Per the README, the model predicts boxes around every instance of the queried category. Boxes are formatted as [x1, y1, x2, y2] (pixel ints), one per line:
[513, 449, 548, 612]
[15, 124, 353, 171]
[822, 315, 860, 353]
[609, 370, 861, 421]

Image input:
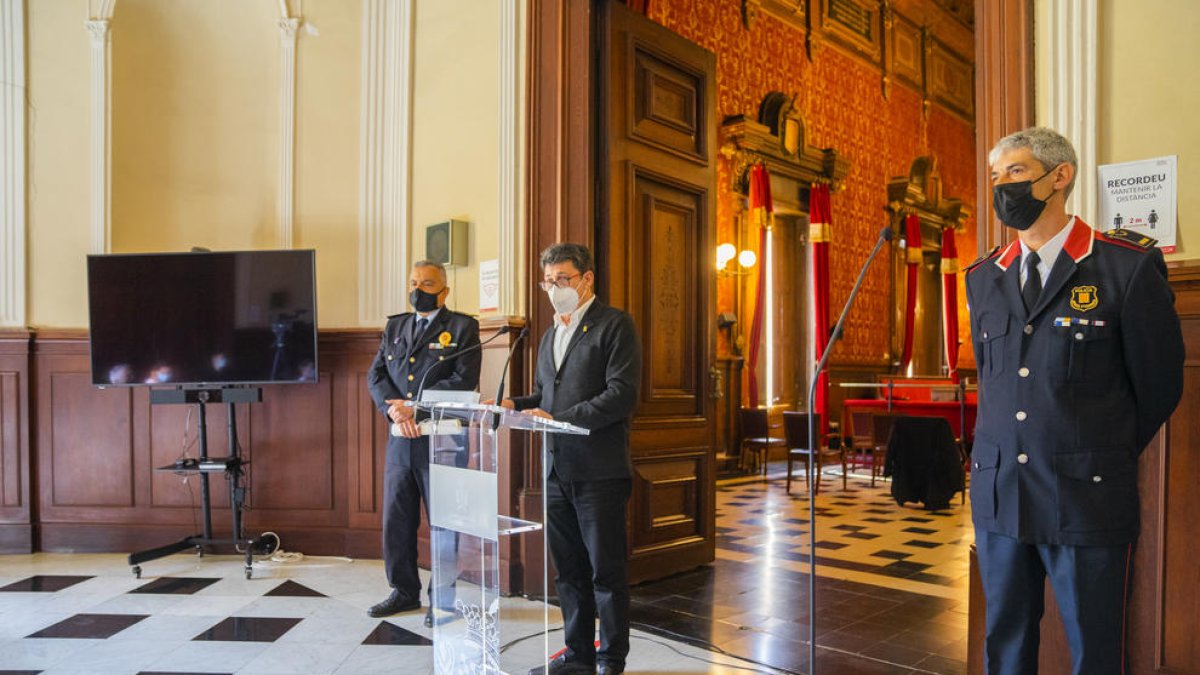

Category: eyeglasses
[538, 274, 580, 292]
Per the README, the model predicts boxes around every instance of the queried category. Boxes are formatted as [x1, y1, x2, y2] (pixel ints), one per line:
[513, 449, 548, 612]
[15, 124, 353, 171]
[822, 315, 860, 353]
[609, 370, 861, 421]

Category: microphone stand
[805, 226, 893, 673]
[414, 325, 510, 405]
[491, 325, 529, 429]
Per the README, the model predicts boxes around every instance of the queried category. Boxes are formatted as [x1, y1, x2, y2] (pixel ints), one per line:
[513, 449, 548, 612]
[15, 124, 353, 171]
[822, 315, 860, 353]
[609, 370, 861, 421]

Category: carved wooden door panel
[598, 2, 717, 584]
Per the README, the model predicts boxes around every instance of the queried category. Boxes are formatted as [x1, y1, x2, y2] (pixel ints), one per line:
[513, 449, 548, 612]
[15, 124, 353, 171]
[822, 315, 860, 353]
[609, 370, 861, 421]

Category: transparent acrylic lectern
[406, 401, 588, 675]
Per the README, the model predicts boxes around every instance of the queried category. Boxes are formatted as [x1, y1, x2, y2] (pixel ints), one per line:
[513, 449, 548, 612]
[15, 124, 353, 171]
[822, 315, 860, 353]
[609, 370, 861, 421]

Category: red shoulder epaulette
[1097, 228, 1157, 253]
[964, 246, 1001, 274]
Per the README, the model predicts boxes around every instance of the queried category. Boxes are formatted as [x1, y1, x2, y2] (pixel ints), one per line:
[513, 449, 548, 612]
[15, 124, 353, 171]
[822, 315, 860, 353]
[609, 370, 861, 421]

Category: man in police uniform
[366, 260, 481, 624]
[967, 127, 1183, 674]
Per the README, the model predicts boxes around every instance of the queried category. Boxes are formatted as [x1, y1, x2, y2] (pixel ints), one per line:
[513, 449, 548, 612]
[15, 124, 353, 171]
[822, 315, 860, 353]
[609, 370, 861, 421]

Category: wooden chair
[738, 408, 786, 476]
[844, 408, 889, 487]
[869, 413, 899, 486]
[783, 412, 845, 494]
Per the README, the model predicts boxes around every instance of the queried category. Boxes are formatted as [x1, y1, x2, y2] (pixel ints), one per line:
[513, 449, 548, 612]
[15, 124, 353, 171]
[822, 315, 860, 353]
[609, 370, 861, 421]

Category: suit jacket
[512, 300, 642, 482]
[965, 218, 1183, 546]
[367, 308, 481, 468]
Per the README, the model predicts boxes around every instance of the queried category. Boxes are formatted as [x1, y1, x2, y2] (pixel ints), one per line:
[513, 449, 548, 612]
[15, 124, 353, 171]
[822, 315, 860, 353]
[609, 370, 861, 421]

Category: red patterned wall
[646, 0, 977, 371]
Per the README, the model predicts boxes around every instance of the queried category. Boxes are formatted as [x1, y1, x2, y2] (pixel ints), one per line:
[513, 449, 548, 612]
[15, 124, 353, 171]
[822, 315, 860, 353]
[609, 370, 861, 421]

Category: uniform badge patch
[438, 331, 453, 347]
[1070, 286, 1099, 312]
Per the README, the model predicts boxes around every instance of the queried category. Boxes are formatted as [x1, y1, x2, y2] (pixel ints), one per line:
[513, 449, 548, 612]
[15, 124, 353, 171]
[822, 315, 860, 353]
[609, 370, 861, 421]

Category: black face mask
[409, 288, 441, 312]
[992, 168, 1056, 231]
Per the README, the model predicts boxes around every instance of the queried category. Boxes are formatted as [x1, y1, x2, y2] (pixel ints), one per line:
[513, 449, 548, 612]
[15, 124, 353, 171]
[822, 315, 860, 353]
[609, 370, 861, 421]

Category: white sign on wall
[479, 259, 500, 313]
[1097, 155, 1177, 253]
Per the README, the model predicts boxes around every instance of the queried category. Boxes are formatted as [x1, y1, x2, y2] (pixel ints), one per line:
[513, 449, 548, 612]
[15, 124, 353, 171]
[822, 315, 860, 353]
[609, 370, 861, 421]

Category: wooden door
[598, 2, 717, 584]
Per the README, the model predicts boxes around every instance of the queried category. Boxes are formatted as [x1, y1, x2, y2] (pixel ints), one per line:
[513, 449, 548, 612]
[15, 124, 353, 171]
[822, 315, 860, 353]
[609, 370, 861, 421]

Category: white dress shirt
[1020, 215, 1076, 289]
[553, 295, 596, 370]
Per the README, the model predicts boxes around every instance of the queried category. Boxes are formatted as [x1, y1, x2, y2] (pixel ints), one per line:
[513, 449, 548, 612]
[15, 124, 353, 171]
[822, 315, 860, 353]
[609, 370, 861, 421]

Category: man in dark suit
[967, 127, 1184, 674]
[500, 243, 641, 675]
[366, 260, 481, 625]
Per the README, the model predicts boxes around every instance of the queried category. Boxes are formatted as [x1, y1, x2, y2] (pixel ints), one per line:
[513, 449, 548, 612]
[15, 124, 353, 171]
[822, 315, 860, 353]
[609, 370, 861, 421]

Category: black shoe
[527, 653, 595, 675]
[597, 662, 624, 675]
[366, 590, 420, 617]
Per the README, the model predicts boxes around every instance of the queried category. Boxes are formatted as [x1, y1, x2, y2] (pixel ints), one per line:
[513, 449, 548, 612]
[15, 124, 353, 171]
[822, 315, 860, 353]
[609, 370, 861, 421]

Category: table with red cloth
[842, 398, 977, 445]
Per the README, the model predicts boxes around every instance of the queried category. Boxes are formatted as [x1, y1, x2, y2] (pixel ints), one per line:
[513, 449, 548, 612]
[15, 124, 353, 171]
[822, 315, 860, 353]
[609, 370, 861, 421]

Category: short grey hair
[539, 243, 594, 274]
[989, 127, 1079, 197]
[411, 259, 448, 283]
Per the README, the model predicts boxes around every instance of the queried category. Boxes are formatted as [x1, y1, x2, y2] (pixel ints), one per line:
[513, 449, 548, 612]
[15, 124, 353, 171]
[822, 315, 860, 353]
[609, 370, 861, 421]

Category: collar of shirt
[1020, 215, 1075, 287]
[415, 307, 443, 324]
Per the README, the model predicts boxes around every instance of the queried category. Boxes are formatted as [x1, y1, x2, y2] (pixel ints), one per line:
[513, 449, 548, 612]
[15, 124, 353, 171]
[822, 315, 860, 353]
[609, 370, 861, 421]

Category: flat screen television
[87, 250, 318, 388]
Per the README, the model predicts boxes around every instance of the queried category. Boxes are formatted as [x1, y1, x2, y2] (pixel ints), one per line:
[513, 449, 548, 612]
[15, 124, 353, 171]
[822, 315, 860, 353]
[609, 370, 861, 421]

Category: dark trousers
[545, 469, 632, 667]
[381, 439, 459, 603]
[977, 530, 1133, 675]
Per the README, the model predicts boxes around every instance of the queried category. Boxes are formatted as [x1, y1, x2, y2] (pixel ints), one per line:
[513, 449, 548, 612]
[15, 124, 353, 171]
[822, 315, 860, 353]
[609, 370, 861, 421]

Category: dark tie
[1022, 251, 1042, 312]
[413, 317, 428, 342]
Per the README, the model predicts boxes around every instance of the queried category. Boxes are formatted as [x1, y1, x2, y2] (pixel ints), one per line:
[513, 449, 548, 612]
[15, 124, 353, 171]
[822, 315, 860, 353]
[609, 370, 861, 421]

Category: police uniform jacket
[367, 309, 481, 468]
[966, 217, 1183, 546]
[511, 300, 641, 483]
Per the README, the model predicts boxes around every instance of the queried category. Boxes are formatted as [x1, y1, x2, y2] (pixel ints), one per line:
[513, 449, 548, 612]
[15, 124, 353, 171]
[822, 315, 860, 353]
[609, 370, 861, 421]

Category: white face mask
[548, 284, 580, 315]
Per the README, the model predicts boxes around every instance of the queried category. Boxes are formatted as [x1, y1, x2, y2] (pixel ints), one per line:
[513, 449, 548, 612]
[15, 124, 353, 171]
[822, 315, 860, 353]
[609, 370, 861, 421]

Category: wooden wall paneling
[0, 330, 32, 552]
[887, 10, 924, 92]
[973, 0, 1034, 255]
[602, 2, 717, 584]
[928, 36, 975, 121]
[628, 449, 711, 576]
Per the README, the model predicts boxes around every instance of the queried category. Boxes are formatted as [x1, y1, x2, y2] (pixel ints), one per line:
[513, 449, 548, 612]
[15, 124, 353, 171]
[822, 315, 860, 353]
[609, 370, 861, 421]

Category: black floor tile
[130, 577, 220, 595]
[870, 550, 912, 561]
[28, 613, 148, 639]
[0, 575, 92, 593]
[814, 540, 848, 550]
[192, 617, 302, 642]
[902, 516, 934, 523]
[902, 526, 937, 535]
[864, 517, 894, 523]
[845, 532, 881, 540]
[265, 580, 326, 597]
[833, 524, 865, 532]
[903, 539, 943, 549]
[362, 621, 434, 646]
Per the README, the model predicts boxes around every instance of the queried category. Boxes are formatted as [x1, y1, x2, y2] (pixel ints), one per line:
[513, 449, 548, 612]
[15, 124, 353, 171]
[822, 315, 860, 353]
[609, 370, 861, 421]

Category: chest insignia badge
[438, 331, 453, 347]
[1070, 285, 1099, 312]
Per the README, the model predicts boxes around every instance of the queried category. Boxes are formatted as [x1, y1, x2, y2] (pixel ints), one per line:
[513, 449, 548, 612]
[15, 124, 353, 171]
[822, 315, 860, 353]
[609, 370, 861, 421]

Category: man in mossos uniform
[966, 127, 1183, 674]
[366, 260, 481, 628]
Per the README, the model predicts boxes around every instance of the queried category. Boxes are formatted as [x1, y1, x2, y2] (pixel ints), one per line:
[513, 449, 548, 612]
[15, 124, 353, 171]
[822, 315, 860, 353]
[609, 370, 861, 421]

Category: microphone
[414, 325, 510, 405]
[491, 325, 530, 429]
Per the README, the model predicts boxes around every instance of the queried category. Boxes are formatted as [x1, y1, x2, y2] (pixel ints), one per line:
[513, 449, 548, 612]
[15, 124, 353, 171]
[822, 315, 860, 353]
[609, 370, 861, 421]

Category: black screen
[87, 250, 318, 387]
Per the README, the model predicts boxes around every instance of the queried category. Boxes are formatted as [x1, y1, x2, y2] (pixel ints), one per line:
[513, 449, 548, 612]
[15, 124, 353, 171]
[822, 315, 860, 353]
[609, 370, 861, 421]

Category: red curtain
[941, 229, 960, 382]
[746, 163, 773, 408]
[898, 214, 921, 372]
[809, 183, 832, 426]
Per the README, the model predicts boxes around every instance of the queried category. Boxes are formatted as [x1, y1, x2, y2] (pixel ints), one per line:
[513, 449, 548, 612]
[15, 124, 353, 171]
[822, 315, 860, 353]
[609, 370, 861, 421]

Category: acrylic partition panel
[403, 402, 588, 675]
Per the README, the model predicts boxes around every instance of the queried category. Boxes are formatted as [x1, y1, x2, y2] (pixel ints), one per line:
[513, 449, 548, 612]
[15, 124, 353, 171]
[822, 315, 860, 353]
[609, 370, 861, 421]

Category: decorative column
[1037, 0, 1098, 222]
[496, 0, 525, 316]
[1, 0, 25, 326]
[87, 18, 112, 255]
[277, 16, 300, 249]
[358, 0, 414, 324]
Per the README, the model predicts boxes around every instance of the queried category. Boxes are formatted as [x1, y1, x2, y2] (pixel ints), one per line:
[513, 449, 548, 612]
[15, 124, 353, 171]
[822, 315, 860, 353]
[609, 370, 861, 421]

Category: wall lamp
[716, 243, 757, 276]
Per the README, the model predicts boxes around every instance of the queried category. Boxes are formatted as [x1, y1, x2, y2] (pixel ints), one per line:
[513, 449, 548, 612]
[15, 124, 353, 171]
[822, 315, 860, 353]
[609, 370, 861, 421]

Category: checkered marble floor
[628, 464, 971, 675]
[0, 553, 766, 674]
[716, 466, 971, 599]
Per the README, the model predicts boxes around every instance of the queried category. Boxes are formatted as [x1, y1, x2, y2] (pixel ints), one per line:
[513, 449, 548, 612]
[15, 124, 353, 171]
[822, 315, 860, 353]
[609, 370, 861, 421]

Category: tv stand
[127, 387, 276, 579]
